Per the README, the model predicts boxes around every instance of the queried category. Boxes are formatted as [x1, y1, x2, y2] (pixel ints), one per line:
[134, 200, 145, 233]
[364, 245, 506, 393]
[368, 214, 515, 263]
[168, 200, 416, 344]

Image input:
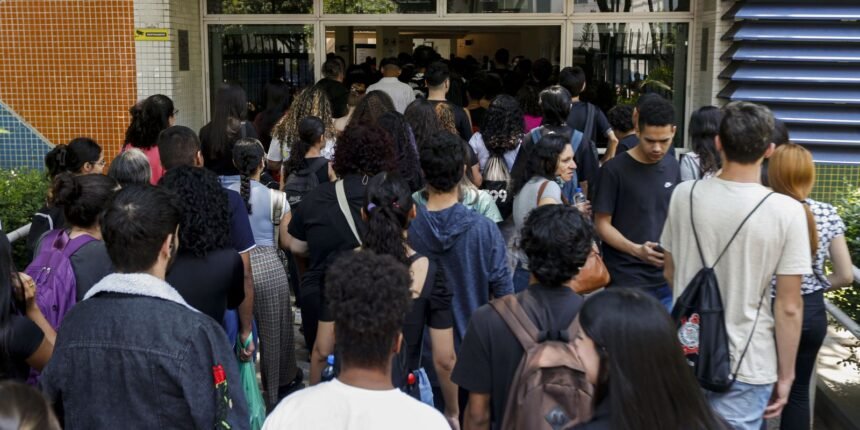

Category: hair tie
[392, 200, 400, 209]
[56, 149, 67, 167]
[367, 203, 377, 212]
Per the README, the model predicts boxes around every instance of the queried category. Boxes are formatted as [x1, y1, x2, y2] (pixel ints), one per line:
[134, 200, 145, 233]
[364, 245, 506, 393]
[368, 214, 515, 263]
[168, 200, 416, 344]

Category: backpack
[283, 158, 329, 208]
[491, 292, 593, 430]
[530, 127, 583, 204]
[481, 151, 514, 220]
[671, 180, 774, 392]
[25, 229, 95, 330]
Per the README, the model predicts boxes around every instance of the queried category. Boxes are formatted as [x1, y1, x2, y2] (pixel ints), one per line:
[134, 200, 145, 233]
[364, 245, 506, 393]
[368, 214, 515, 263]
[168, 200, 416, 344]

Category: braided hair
[231, 138, 266, 214]
[362, 173, 414, 267]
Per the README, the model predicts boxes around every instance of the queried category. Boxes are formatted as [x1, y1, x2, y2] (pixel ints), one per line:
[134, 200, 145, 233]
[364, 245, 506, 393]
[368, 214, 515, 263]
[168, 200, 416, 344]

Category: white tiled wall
[133, 0, 204, 132]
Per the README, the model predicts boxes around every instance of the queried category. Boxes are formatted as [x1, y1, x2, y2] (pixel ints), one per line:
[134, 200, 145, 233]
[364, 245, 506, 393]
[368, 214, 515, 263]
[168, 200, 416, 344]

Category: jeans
[512, 263, 531, 293]
[780, 290, 827, 430]
[705, 381, 773, 430]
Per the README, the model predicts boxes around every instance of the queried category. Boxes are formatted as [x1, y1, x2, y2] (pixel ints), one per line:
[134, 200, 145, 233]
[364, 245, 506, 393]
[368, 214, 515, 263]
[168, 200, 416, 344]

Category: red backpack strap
[490, 294, 539, 350]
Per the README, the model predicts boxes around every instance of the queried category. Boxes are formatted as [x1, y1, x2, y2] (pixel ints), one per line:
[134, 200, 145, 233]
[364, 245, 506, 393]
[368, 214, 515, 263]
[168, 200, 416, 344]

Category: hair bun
[51, 173, 82, 207]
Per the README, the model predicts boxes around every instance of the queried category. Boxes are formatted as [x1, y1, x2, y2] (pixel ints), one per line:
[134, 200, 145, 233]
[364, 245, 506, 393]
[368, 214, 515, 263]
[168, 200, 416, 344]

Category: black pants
[299, 291, 321, 353]
[780, 290, 827, 430]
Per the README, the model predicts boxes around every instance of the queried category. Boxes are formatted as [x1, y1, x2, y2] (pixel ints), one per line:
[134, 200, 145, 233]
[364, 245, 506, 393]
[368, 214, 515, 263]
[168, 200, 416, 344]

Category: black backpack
[283, 158, 329, 208]
[481, 151, 514, 220]
[671, 180, 773, 393]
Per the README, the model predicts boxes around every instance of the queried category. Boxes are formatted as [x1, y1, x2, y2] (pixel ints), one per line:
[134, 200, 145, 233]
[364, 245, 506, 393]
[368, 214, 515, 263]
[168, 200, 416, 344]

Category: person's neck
[428, 89, 447, 101]
[620, 130, 636, 138]
[425, 186, 459, 211]
[142, 263, 167, 281]
[571, 96, 581, 103]
[718, 160, 763, 184]
[466, 99, 480, 109]
[306, 145, 322, 158]
[250, 169, 262, 182]
[337, 365, 395, 391]
[628, 144, 659, 165]
[479, 98, 491, 109]
[383, 73, 398, 79]
[70, 224, 102, 240]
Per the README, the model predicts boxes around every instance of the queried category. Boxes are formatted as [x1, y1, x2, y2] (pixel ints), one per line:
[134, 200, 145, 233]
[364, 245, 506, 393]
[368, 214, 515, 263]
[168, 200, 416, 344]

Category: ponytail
[768, 143, 819, 256]
[232, 138, 266, 214]
[362, 173, 414, 266]
[44, 138, 102, 178]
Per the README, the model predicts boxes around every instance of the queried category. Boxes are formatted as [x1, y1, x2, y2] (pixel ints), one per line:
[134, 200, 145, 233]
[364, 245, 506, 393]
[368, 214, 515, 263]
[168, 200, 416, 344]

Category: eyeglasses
[95, 159, 106, 167]
[173, 110, 180, 116]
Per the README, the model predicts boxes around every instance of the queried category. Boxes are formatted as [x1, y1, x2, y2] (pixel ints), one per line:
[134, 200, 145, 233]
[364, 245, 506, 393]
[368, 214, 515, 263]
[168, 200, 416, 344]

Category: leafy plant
[827, 185, 860, 323]
[0, 169, 48, 269]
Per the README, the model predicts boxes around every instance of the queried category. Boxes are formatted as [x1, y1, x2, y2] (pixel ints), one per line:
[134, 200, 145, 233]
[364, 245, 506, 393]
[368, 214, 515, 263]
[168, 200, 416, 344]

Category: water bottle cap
[575, 187, 583, 193]
[407, 373, 417, 385]
[327, 354, 335, 365]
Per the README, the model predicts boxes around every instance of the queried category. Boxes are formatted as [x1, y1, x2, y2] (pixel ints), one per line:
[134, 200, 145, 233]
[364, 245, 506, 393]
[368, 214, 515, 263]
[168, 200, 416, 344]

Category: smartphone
[653, 243, 665, 254]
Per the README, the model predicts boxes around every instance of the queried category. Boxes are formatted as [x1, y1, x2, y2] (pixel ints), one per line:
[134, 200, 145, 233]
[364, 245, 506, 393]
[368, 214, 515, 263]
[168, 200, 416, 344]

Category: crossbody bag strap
[730, 281, 769, 381]
[490, 294, 539, 350]
[689, 180, 708, 267]
[336, 179, 362, 246]
[712, 192, 775, 268]
[270, 189, 284, 247]
[536, 180, 550, 206]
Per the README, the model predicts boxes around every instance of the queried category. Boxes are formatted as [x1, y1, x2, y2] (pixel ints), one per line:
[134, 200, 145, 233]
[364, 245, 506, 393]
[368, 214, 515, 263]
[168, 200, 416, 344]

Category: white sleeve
[469, 133, 490, 171]
[322, 139, 337, 161]
[776, 201, 814, 275]
[281, 191, 290, 215]
[267, 137, 283, 162]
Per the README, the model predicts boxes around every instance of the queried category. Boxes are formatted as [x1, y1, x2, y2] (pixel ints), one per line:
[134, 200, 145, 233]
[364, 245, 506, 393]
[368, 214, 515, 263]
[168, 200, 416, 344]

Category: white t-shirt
[367, 77, 416, 114]
[262, 378, 449, 430]
[267, 137, 336, 162]
[468, 132, 519, 172]
[661, 178, 812, 385]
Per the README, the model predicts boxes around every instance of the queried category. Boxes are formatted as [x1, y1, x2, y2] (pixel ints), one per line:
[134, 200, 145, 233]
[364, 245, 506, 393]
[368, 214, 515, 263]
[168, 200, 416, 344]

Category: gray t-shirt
[513, 177, 561, 231]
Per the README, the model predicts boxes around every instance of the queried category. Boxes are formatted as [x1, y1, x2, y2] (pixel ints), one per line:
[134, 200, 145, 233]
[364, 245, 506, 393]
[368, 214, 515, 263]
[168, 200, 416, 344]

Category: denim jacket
[40, 273, 249, 429]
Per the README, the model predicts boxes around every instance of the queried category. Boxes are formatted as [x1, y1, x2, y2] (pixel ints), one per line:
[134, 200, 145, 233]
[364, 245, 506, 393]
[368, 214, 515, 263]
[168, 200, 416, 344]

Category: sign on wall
[134, 29, 169, 41]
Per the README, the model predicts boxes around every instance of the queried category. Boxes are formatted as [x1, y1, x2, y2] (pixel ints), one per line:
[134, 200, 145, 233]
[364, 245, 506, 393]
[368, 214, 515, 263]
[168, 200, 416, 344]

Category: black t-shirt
[27, 206, 64, 255]
[288, 175, 367, 305]
[2, 315, 44, 382]
[616, 133, 676, 158]
[452, 284, 584, 430]
[166, 248, 245, 323]
[429, 100, 473, 142]
[512, 125, 600, 188]
[301, 156, 331, 185]
[592, 152, 680, 287]
[316, 78, 349, 119]
[402, 255, 454, 370]
[200, 122, 258, 176]
[566, 101, 612, 147]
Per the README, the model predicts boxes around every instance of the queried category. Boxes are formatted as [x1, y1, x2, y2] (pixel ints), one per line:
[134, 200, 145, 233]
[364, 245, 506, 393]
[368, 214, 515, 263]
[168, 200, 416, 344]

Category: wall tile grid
[170, 0, 204, 131]
[0, 0, 137, 169]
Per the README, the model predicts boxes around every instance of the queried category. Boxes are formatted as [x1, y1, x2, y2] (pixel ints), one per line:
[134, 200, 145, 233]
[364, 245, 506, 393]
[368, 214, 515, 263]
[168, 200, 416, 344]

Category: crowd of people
[0, 46, 855, 430]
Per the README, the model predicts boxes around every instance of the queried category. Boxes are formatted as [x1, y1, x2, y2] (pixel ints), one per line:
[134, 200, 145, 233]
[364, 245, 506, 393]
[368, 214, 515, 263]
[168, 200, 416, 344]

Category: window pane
[324, 0, 436, 14]
[208, 25, 315, 114]
[448, 0, 563, 14]
[207, 0, 312, 14]
[572, 22, 689, 145]
[573, 0, 690, 13]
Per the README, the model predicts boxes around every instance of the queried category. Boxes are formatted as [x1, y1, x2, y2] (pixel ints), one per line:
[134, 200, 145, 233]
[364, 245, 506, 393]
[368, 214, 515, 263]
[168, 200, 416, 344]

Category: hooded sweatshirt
[408, 203, 513, 346]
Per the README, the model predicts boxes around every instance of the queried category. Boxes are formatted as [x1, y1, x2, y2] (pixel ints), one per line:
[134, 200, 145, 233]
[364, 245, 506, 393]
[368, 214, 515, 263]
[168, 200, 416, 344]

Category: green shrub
[826, 185, 860, 323]
[0, 169, 48, 269]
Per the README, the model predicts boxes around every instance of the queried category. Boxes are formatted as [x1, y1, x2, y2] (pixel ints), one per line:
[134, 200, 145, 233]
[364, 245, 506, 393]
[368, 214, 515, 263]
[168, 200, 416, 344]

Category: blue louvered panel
[719, 1, 860, 162]
[722, 45, 860, 63]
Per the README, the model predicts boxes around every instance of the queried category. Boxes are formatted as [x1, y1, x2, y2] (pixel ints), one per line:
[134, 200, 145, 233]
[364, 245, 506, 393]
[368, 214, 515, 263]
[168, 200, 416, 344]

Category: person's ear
[194, 150, 204, 168]
[360, 207, 368, 222]
[409, 205, 417, 221]
[393, 333, 403, 354]
[160, 233, 174, 261]
[763, 142, 776, 159]
[632, 108, 640, 133]
[580, 82, 587, 94]
[80, 162, 95, 174]
[670, 125, 677, 139]
[714, 135, 723, 153]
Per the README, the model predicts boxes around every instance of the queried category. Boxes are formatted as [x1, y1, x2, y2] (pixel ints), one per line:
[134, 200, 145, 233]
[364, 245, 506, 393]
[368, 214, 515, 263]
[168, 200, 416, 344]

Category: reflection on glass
[208, 25, 315, 114]
[448, 0, 563, 13]
[573, 0, 689, 13]
[207, 0, 312, 14]
[572, 22, 689, 144]
[325, 0, 435, 14]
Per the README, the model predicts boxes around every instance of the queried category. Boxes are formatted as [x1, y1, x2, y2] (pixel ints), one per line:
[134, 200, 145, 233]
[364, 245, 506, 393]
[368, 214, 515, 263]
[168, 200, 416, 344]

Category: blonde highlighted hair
[768, 143, 818, 256]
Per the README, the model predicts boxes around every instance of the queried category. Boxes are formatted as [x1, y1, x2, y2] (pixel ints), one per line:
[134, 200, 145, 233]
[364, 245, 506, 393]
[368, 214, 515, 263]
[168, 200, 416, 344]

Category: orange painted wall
[0, 0, 137, 162]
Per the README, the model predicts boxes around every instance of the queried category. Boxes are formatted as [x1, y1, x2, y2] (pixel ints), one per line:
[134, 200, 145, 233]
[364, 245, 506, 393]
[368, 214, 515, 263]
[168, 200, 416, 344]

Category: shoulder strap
[301, 157, 329, 175]
[689, 181, 775, 268]
[490, 294, 539, 350]
[569, 129, 583, 153]
[583, 103, 596, 142]
[529, 127, 542, 145]
[536, 180, 550, 206]
[336, 179, 362, 246]
[57, 231, 96, 258]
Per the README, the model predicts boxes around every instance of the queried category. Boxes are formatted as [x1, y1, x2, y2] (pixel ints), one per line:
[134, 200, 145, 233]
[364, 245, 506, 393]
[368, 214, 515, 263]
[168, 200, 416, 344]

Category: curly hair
[51, 173, 117, 228]
[347, 90, 395, 128]
[434, 102, 458, 135]
[521, 204, 593, 286]
[158, 166, 231, 258]
[125, 94, 174, 149]
[419, 131, 465, 193]
[516, 84, 541, 117]
[232, 138, 266, 214]
[325, 250, 412, 369]
[272, 85, 335, 160]
[362, 173, 414, 266]
[481, 95, 524, 154]
[331, 124, 398, 178]
[512, 133, 567, 195]
[286, 116, 326, 175]
[376, 111, 423, 192]
[404, 99, 443, 150]
[607, 104, 634, 134]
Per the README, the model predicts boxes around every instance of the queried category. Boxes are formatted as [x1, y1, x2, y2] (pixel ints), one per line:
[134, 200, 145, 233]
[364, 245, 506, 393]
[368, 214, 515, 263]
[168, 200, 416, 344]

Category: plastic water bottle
[573, 187, 587, 205]
[321, 354, 336, 382]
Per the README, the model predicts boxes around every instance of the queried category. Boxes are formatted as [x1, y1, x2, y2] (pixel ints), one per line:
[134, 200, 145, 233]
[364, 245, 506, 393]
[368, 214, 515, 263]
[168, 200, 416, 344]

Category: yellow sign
[135, 29, 169, 41]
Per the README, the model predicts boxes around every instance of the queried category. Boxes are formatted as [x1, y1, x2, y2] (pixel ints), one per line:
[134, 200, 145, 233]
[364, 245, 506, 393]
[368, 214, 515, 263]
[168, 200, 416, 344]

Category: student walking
[680, 106, 722, 181]
[199, 83, 258, 187]
[124, 94, 175, 184]
[661, 102, 811, 429]
[593, 95, 680, 309]
[231, 138, 302, 408]
[767, 143, 855, 430]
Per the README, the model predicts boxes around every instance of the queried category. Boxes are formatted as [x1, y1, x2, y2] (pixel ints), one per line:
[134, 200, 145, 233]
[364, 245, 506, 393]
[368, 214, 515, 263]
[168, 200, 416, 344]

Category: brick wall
[0, 0, 137, 168]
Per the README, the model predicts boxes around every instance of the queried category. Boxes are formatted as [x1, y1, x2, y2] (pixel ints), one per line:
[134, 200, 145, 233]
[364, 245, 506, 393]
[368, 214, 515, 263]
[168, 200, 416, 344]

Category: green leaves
[0, 168, 48, 269]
